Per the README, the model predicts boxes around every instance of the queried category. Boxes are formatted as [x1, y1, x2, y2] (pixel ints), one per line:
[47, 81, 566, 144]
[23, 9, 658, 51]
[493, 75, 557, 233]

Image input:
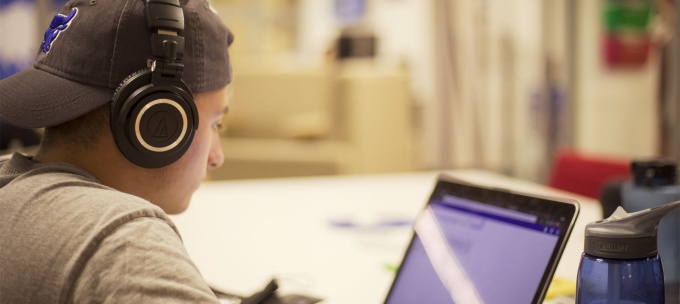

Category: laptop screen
[384, 177, 578, 304]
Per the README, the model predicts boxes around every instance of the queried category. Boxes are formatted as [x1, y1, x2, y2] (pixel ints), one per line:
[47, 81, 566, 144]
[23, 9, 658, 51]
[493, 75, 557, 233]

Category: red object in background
[603, 34, 652, 68]
[548, 149, 631, 199]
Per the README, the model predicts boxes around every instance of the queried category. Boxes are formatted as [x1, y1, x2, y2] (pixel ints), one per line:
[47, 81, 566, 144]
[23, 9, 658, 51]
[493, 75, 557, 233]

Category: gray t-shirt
[0, 153, 220, 303]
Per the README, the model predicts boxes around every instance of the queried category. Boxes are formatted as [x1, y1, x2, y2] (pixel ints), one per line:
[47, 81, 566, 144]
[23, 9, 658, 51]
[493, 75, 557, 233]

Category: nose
[208, 135, 224, 170]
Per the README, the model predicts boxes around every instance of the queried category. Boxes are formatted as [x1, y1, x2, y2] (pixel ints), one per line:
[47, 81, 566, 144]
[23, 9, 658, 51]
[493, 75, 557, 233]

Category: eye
[213, 120, 226, 133]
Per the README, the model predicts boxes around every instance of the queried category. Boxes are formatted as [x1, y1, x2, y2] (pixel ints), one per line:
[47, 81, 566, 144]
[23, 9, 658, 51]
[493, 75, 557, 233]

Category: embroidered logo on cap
[41, 8, 78, 54]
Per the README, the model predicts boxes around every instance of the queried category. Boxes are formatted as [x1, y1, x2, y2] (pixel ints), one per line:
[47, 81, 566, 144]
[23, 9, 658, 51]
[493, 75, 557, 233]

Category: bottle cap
[584, 200, 680, 259]
[631, 160, 677, 187]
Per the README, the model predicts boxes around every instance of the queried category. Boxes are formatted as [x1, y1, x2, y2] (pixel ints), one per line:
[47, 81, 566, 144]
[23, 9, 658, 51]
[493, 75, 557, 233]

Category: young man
[0, 0, 233, 302]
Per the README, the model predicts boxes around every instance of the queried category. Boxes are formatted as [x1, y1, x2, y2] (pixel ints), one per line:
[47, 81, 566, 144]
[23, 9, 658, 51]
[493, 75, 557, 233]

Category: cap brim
[0, 67, 113, 128]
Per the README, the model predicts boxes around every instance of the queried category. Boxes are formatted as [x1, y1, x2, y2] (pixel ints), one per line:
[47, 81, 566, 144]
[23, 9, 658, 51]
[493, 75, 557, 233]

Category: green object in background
[385, 263, 399, 272]
[604, 0, 654, 31]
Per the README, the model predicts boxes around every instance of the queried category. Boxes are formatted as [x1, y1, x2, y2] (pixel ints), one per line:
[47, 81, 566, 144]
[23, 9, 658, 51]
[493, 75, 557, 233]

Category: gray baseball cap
[0, 0, 234, 129]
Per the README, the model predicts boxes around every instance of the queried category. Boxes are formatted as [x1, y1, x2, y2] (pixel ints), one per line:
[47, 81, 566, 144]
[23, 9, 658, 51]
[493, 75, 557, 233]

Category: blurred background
[1, 0, 678, 187]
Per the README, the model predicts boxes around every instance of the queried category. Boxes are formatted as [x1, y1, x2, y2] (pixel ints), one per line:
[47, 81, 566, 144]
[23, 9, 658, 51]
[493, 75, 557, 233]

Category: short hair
[40, 104, 110, 149]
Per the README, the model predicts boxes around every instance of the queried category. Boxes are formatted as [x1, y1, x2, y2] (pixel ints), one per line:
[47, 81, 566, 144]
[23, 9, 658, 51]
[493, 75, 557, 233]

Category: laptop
[384, 175, 579, 304]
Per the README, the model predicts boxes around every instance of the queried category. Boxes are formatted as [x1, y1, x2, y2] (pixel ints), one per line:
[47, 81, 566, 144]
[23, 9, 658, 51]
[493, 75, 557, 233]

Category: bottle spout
[588, 200, 680, 239]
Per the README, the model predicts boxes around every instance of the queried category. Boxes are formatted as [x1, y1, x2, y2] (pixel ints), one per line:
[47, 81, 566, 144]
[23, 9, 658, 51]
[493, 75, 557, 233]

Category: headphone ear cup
[113, 69, 149, 104]
[111, 69, 198, 168]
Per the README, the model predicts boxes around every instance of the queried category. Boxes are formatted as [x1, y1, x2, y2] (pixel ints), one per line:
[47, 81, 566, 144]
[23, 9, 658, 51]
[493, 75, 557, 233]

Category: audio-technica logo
[136, 99, 187, 152]
[148, 111, 176, 142]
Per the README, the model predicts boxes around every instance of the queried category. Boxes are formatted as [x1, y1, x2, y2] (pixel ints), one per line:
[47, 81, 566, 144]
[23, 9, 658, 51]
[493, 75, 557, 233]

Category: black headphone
[111, 0, 197, 168]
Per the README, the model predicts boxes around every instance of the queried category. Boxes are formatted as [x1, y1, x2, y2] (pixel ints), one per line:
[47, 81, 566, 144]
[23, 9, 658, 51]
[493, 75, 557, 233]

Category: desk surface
[170, 170, 601, 304]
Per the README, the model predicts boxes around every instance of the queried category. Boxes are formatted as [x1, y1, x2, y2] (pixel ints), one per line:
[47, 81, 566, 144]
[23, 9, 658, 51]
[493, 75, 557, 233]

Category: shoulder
[0, 153, 184, 267]
[1, 154, 179, 234]
[0, 155, 206, 302]
[79, 188, 182, 237]
[69, 210, 219, 303]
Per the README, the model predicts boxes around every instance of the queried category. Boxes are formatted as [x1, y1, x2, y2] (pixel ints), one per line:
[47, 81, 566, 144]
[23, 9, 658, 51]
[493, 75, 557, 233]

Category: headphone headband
[145, 0, 184, 31]
[146, 0, 185, 64]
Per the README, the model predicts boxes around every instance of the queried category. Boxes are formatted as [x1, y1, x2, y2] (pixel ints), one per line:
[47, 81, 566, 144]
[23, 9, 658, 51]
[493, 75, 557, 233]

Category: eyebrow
[222, 105, 230, 115]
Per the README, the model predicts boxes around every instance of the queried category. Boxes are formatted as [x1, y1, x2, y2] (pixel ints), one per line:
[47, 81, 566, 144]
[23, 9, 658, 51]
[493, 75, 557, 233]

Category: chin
[162, 193, 193, 214]
[165, 200, 191, 215]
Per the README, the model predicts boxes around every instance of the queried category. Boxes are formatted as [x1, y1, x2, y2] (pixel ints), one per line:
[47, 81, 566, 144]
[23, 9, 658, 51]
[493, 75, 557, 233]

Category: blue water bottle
[576, 201, 680, 303]
[622, 160, 680, 302]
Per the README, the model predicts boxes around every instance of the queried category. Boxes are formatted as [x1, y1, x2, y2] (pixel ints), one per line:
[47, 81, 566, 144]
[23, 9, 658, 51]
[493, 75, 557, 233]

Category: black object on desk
[212, 278, 322, 304]
[242, 279, 279, 304]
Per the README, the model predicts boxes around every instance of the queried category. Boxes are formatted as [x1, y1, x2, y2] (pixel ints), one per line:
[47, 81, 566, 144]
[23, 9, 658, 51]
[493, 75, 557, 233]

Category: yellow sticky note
[545, 277, 576, 299]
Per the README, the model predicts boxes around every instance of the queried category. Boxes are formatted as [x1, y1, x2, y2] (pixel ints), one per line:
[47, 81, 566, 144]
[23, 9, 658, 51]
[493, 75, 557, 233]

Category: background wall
[1, 0, 673, 184]
[573, 0, 662, 159]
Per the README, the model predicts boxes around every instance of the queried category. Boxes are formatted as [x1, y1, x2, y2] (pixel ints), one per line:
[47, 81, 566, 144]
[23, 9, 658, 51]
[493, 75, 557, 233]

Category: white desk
[170, 170, 601, 304]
